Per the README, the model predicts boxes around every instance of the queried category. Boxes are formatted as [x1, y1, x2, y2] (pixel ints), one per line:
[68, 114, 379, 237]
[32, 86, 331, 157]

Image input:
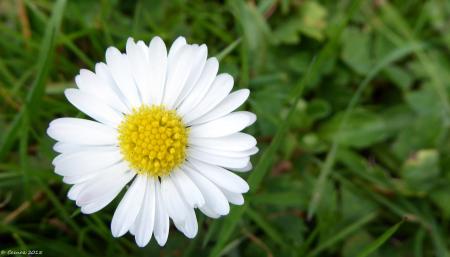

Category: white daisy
[47, 36, 257, 247]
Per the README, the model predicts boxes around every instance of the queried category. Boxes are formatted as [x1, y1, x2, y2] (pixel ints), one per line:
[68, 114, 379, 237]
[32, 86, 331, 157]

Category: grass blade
[216, 37, 242, 61]
[307, 41, 427, 219]
[356, 219, 405, 257]
[0, 0, 67, 160]
[208, 1, 364, 256]
[306, 212, 377, 257]
[246, 206, 287, 249]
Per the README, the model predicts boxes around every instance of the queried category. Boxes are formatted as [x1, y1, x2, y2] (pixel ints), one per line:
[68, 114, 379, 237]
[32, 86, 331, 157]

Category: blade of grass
[356, 219, 405, 257]
[25, 0, 66, 114]
[216, 37, 242, 61]
[0, 0, 67, 160]
[307, 41, 426, 219]
[59, 34, 95, 68]
[332, 171, 411, 220]
[209, 204, 247, 257]
[0, 59, 16, 86]
[12, 232, 28, 249]
[414, 228, 425, 257]
[246, 206, 288, 249]
[421, 202, 450, 257]
[208, 1, 363, 256]
[297, 225, 320, 257]
[207, 55, 315, 256]
[217, 238, 244, 257]
[36, 177, 80, 234]
[19, 115, 30, 200]
[378, 2, 450, 125]
[305, 212, 377, 257]
[202, 219, 222, 248]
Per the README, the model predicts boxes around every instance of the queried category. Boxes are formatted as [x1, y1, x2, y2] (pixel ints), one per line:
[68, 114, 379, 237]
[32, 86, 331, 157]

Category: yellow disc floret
[118, 105, 188, 177]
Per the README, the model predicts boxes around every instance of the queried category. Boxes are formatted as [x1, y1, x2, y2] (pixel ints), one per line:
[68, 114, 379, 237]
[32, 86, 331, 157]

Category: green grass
[1, 0, 450, 256]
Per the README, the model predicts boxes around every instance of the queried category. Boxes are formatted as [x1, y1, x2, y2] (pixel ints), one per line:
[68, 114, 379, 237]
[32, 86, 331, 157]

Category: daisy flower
[47, 36, 257, 247]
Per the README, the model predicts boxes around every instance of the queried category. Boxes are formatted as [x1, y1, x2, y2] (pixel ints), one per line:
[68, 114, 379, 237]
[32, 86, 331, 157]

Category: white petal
[53, 143, 114, 155]
[48, 118, 118, 146]
[61, 155, 127, 184]
[67, 183, 85, 200]
[136, 41, 149, 58]
[189, 146, 258, 158]
[63, 171, 99, 184]
[184, 209, 198, 238]
[153, 180, 170, 246]
[53, 148, 122, 176]
[174, 208, 198, 239]
[53, 142, 81, 154]
[190, 89, 250, 125]
[189, 132, 256, 152]
[177, 58, 219, 116]
[199, 205, 220, 219]
[161, 176, 189, 223]
[64, 88, 124, 127]
[189, 111, 256, 138]
[161, 37, 188, 107]
[95, 62, 131, 112]
[189, 159, 249, 193]
[76, 168, 135, 206]
[134, 176, 156, 247]
[170, 168, 205, 208]
[105, 47, 141, 108]
[81, 187, 123, 214]
[174, 45, 208, 108]
[188, 148, 250, 169]
[221, 189, 244, 205]
[163, 45, 197, 109]
[129, 220, 137, 236]
[168, 36, 186, 61]
[183, 74, 233, 124]
[231, 161, 253, 172]
[147, 36, 168, 105]
[76, 69, 129, 113]
[126, 38, 152, 106]
[184, 165, 229, 216]
[111, 175, 147, 237]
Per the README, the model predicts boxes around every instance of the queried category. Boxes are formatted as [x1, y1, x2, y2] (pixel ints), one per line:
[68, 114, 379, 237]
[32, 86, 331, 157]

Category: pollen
[118, 105, 188, 177]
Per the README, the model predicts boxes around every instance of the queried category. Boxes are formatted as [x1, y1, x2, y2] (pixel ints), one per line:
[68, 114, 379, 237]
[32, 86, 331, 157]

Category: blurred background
[1, 0, 450, 256]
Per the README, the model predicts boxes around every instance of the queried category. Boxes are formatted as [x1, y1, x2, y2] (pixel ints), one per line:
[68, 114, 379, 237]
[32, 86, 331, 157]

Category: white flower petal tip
[47, 36, 257, 247]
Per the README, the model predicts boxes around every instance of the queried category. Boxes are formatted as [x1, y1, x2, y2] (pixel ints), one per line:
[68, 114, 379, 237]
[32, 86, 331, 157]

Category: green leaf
[383, 65, 413, 91]
[341, 27, 373, 75]
[273, 2, 327, 44]
[273, 16, 303, 45]
[298, 1, 328, 41]
[405, 84, 444, 116]
[227, 0, 271, 53]
[306, 98, 331, 121]
[209, 2, 365, 256]
[392, 115, 445, 160]
[307, 41, 426, 219]
[319, 108, 389, 148]
[430, 188, 450, 219]
[401, 149, 440, 192]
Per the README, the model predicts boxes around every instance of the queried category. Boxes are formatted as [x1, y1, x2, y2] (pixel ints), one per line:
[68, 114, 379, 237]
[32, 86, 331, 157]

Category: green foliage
[1, 0, 450, 256]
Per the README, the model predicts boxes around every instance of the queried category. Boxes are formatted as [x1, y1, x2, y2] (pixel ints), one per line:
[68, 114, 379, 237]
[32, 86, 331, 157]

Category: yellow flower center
[118, 105, 188, 177]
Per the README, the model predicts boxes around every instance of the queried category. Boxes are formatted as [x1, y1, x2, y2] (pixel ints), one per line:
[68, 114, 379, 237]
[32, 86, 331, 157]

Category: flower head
[47, 36, 257, 247]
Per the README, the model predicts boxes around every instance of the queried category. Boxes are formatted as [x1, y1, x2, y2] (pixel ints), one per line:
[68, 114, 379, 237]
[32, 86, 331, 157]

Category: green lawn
[1, 0, 450, 256]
